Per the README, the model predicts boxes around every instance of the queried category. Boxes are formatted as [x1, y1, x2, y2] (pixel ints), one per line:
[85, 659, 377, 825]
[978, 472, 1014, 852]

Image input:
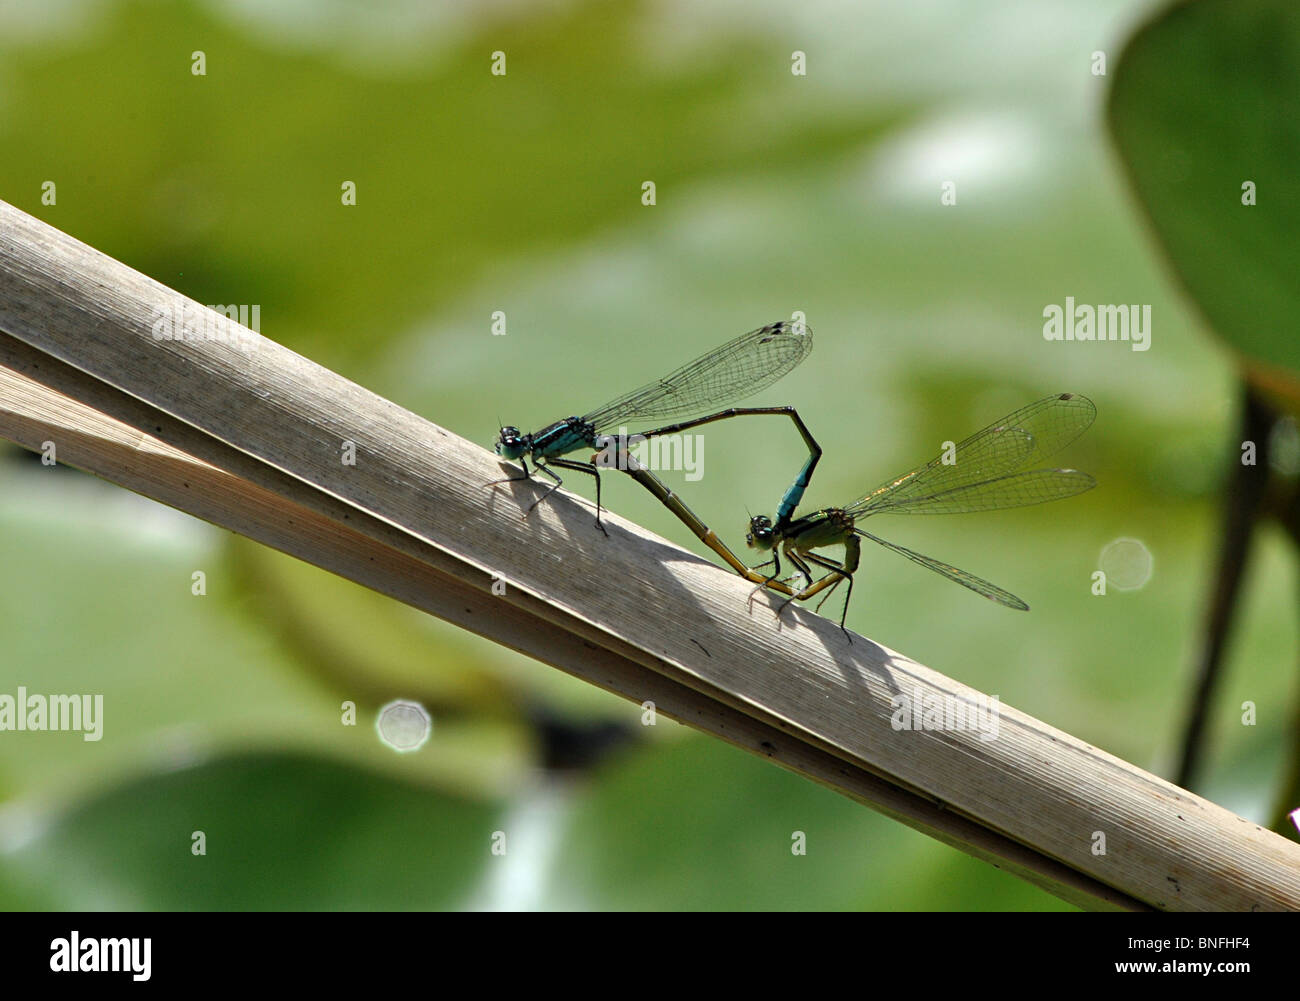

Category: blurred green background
[0, 0, 1295, 910]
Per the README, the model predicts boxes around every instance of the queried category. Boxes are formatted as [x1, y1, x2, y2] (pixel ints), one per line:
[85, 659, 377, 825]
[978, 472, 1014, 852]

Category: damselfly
[494, 320, 820, 538]
[745, 393, 1098, 635]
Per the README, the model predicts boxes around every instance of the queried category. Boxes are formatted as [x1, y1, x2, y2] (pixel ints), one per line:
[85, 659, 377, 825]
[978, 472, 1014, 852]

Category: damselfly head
[495, 426, 526, 460]
[746, 515, 775, 550]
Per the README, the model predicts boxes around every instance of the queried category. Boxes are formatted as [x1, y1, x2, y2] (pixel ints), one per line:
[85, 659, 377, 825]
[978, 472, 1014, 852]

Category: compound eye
[496, 427, 524, 457]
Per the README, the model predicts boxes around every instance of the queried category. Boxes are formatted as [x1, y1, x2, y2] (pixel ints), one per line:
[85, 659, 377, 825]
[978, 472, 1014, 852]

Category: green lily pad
[3, 751, 502, 910]
[1108, 0, 1300, 407]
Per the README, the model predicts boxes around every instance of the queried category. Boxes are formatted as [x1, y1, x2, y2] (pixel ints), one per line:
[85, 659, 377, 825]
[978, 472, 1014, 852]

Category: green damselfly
[745, 393, 1098, 635]
[493, 320, 821, 543]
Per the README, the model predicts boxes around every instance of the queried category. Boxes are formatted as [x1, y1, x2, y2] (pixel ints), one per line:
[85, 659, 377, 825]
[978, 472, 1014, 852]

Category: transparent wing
[859, 468, 1096, 516]
[856, 529, 1028, 609]
[582, 320, 812, 432]
[848, 393, 1096, 516]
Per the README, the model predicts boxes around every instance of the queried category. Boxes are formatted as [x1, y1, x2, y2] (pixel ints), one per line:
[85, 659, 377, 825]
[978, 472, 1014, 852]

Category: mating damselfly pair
[492, 321, 1096, 637]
